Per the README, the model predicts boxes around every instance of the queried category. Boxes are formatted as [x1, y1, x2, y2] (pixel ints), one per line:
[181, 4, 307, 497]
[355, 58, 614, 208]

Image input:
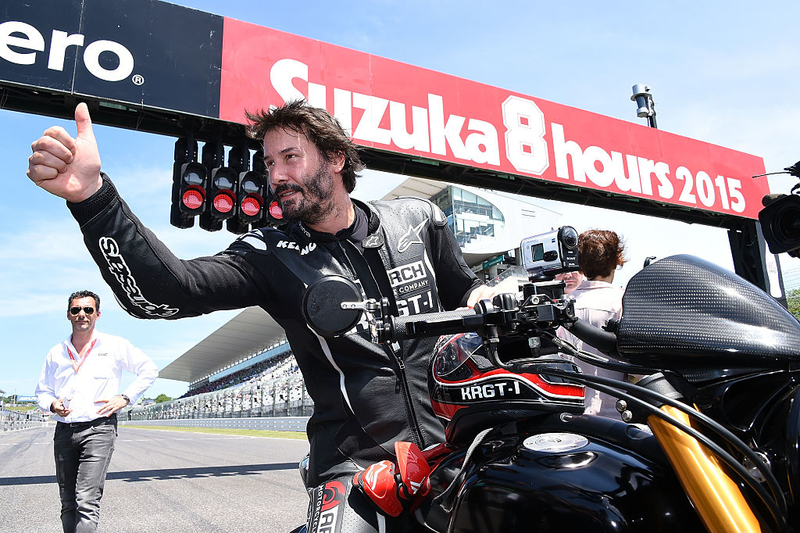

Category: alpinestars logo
[397, 220, 427, 253]
[98, 237, 178, 318]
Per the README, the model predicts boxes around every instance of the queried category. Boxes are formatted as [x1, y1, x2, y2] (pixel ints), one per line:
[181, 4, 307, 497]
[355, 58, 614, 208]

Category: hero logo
[0, 21, 141, 84]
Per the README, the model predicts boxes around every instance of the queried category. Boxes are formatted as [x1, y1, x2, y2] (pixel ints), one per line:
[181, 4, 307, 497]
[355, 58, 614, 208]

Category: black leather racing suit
[68, 176, 482, 491]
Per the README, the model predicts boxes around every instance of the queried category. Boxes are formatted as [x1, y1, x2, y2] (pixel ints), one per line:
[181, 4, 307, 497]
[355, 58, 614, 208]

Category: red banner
[220, 18, 767, 220]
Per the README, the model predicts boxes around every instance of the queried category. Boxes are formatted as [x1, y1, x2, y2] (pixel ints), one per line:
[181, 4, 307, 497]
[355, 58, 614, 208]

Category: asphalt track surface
[0, 425, 310, 532]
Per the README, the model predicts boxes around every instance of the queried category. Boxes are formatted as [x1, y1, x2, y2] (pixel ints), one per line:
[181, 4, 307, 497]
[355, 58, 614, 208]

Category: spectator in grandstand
[27, 101, 514, 533]
[35, 290, 158, 533]
[561, 229, 628, 418]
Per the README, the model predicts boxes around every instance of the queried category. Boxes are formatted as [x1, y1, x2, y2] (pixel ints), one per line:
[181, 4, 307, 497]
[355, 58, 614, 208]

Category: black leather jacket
[69, 175, 482, 486]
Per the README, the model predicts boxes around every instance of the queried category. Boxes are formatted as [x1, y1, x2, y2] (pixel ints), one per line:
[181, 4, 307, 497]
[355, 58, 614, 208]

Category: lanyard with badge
[66, 339, 97, 373]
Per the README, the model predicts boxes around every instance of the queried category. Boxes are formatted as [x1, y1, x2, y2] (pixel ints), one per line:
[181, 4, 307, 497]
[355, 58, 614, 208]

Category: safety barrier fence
[120, 416, 309, 432]
[1, 408, 46, 431]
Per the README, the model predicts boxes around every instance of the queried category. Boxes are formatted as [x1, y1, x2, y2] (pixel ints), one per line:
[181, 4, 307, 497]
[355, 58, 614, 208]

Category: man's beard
[274, 164, 336, 225]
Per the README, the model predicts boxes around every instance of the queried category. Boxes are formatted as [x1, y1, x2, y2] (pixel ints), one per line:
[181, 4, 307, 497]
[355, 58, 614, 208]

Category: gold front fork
[648, 405, 761, 533]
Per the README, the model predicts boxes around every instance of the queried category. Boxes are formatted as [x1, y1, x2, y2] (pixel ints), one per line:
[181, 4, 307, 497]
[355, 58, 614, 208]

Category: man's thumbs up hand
[27, 102, 103, 203]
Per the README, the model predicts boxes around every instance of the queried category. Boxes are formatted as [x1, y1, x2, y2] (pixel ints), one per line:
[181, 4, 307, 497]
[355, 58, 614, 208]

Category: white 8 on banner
[502, 96, 549, 176]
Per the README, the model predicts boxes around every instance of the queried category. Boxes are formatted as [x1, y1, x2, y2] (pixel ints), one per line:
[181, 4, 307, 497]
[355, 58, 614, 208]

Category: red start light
[268, 200, 284, 220]
[241, 196, 262, 217]
[213, 193, 234, 213]
[181, 189, 204, 210]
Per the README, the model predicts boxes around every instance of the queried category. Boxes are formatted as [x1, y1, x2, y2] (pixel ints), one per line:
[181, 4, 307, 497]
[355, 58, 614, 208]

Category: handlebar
[377, 293, 619, 358]
[562, 317, 618, 355]
[386, 308, 482, 342]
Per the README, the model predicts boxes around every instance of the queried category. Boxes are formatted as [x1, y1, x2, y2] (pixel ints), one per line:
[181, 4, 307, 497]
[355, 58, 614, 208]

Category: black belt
[58, 414, 117, 429]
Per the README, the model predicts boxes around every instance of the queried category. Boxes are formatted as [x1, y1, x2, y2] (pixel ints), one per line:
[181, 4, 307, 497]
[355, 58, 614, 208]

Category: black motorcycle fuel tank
[422, 414, 704, 533]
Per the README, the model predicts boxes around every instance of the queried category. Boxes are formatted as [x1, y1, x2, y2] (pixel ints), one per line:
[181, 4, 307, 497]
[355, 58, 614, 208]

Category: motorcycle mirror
[301, 275, 364, 336]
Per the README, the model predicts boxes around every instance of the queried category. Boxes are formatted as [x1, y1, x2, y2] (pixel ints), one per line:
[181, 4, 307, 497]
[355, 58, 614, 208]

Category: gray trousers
[53, 416, 117, 533]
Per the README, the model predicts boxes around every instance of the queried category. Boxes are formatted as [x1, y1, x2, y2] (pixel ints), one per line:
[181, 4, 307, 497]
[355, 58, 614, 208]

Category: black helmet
[429, 333, 585, 439]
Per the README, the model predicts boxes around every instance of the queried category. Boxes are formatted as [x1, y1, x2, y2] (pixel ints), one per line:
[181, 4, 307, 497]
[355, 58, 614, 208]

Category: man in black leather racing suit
[28, 100, 498, 532]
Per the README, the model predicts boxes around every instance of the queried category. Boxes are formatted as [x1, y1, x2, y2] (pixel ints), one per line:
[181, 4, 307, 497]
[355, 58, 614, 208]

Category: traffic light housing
[178, 162, 207, 216]
[237, 169, 267, 224]
[221, 145, 249, 234]
[170, 137, 205, 228]
[254, 150, 285, 227]
[208, 166, 238, 221]
[233, 148, 284, 230]
[264, 190, 285, 227]
[198, 142, 225, 232]
[169, 139, 284, 232]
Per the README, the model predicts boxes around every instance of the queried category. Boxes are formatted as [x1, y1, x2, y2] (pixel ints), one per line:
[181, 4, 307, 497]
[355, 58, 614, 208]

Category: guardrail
[1, 413, 47, 432]
[120, 416, 309, 432]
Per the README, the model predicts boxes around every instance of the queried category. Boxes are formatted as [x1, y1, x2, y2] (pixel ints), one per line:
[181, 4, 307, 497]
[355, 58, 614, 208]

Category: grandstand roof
[379, 177, 447, 202]
[158, 307, 286, 384]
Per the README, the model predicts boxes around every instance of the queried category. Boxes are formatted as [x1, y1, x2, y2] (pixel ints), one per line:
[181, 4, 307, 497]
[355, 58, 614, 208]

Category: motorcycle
[300, 244, 800, 533]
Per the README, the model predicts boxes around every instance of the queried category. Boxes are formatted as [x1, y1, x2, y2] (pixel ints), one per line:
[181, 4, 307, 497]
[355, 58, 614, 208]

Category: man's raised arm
[25, 103, 262, 320]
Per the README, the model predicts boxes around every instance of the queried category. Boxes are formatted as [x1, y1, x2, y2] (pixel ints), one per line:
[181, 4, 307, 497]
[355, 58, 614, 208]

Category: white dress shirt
[36, 330, 159, 423]
[561, 279, 625, 417]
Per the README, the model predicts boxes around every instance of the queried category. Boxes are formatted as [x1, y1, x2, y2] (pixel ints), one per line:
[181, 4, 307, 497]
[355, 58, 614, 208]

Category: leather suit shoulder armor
[227, 229, 272, 254]
[372, 196, 447, 228]
[226, 224, 313, 257]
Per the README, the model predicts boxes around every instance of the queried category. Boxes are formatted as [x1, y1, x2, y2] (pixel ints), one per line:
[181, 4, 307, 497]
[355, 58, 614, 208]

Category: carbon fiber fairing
[616, 255, 800, 376]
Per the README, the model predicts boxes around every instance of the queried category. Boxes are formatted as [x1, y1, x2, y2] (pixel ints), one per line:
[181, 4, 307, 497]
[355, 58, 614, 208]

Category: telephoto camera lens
[777, 204, 800, 240]
[759, 194, 800, 255]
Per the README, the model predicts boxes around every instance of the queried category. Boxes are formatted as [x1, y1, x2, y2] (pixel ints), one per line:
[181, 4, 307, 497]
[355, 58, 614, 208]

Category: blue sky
[2, 0, 799, 400]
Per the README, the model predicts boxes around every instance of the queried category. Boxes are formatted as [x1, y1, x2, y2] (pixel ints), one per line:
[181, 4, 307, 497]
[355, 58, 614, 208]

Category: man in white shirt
[555, 270, 585, 294]
[560, 230, 627, 418]
[36, 290, 158, 533]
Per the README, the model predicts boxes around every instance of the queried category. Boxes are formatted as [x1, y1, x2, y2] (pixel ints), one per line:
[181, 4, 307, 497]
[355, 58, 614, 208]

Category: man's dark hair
[245, 100, 364, 193]
[578, 230, 627, 280]
[68, 290, 100, 312]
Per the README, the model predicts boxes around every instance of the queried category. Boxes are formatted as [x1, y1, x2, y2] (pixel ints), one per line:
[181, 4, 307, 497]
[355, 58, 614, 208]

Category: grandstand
[130, 348, 311, 420]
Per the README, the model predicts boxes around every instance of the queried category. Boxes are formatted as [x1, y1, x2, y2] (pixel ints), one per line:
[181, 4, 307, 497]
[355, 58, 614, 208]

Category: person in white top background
[36, 289, 158, 533]
[565, 230, 628, 418]
[555, 270, 585, 295]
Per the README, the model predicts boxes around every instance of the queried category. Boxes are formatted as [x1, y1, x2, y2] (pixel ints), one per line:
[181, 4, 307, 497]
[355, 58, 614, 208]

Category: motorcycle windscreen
[616, 254, 800, 378]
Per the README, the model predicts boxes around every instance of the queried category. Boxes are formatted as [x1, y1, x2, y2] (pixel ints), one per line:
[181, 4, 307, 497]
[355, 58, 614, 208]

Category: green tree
[154, 394, 172, 404]
[788, 288, 800, 321]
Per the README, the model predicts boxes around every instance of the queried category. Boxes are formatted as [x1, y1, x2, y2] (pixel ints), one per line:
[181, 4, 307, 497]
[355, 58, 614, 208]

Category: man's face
[262, 127, 342, 225]
[555, 271, 584, 294]
[67, 296, 100, 333]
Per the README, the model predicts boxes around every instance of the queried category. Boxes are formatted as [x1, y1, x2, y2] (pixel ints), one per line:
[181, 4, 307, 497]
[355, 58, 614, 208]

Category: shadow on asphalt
[0, 462, 299, 486]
